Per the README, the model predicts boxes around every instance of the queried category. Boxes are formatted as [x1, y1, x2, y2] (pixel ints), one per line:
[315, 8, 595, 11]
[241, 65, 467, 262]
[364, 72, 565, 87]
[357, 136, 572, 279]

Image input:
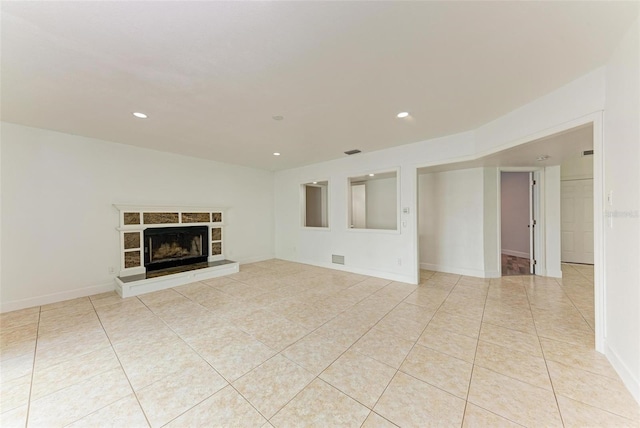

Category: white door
[561, 179, 594, 264]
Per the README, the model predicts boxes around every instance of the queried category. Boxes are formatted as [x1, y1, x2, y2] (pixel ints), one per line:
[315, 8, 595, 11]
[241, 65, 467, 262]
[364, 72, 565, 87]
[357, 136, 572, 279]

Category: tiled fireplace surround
[113, 205, 239, 298]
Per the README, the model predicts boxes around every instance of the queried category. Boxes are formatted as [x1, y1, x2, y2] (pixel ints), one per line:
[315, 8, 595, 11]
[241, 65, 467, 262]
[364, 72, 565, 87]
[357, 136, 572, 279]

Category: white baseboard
[605, 342, 640, 405]
[484, 269, 502, 279]
[0, 282, 115, 313]
[0, 255, 274, 314]
[420, 263, 493, 278]
[501, 249, 530, 259]
[236, 254, 276, 265]
[291, 257, 417, 284]
[545, 269, 563, 278]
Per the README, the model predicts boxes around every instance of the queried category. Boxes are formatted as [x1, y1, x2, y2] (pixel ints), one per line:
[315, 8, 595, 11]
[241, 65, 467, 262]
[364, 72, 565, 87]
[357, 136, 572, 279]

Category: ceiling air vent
[344, 149, 361, 155]
[582, 150, 594, 156]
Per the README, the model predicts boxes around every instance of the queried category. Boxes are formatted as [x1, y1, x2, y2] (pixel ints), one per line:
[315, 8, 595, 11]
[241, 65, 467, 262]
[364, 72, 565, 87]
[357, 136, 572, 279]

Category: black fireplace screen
[144, 226, 208, 272]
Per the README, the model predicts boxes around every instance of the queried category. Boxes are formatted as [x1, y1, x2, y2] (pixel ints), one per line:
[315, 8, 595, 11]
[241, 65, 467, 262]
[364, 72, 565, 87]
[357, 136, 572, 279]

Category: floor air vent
[332, 254, 345, 265]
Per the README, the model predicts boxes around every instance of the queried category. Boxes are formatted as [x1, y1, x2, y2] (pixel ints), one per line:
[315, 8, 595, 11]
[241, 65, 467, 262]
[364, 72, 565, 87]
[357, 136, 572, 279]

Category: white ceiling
[1, 2, 636, 171]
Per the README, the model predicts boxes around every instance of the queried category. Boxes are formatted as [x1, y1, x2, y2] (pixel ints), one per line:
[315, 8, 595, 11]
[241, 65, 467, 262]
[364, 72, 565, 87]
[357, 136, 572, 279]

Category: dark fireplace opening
[144, 226, 208, 272]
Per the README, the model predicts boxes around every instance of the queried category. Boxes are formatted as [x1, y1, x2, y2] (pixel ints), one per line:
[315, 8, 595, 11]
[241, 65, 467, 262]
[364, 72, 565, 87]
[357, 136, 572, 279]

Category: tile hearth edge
[115, 260, 239, 298]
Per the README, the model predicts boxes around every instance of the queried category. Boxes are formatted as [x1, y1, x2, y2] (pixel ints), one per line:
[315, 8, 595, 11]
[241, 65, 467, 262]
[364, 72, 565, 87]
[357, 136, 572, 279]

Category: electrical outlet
[397, 258, 402, 266]
[108, 266, 116, 275]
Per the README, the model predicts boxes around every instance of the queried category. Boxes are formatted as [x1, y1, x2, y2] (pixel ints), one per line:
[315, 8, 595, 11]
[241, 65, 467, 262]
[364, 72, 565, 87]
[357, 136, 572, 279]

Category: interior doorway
[414, 118, 603, 350]
[500, 171, 535, 275]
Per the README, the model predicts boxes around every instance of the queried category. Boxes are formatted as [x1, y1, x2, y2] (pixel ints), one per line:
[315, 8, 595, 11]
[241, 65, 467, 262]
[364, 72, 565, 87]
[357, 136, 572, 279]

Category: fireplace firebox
[144, 226, 208, 272]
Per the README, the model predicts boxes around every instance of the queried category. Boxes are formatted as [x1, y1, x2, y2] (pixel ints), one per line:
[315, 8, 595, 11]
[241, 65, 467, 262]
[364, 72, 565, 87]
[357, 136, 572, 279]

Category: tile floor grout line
[460, 274, 491, 427]
[159, 389, 226, 427]
[90, 296, 153, 428]
[361, 410, 400, 428]
[121, 300, 245, 428]
[245, 277, 418, 425]
[546, 265, 633, 421]
[195, 271, 381, 350]
[365, 271, 461, 419]
[463, 275, 540, 428]
[474, 275, 606, 398]
[142, 282, 326, 425]
[553, 268, 596, 334]
[23, 305, 42, 427]
[251, 279, 402, 376]
[523, 272, 567, 428]
[26, 298, 144, 426]
[133, 293, 242, 395]
[297, 281, 410, 410]
[230, 351, 320, 424]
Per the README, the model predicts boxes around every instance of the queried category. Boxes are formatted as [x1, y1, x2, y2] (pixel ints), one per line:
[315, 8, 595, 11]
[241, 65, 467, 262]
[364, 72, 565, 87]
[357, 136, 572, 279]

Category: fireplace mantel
[113, 204, 239, 297]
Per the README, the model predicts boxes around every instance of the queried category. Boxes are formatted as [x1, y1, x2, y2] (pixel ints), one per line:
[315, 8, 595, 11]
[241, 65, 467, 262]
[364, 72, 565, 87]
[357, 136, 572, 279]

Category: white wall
[0, 123, 275, 312]
[475, 67, 606, 154]
[500, 172, 531, 258]
[418, 168, 486, 276]
[603, 16, 640, 402]
[543, 166, 562, 278]
[561, 155, 594, 181]
[366, 176, 397, 230]
[274, 131, 476, 284]
[417, 166, 559, 279]
[0, 125, 3, 311]
[482, 168, 500, 277]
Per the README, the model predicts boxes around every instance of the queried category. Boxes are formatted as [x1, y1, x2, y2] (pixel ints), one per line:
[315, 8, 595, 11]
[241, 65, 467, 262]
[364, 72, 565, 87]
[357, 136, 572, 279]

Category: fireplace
[115, 205, 238, 298]
[144, 226, 208, 272]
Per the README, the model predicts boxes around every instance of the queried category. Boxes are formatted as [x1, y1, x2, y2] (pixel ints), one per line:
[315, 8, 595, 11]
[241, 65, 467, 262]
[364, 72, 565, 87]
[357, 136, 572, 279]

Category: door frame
[484, 114, 603, 352]
[498, 168, 545, 277]
[517, 113, 603, 353]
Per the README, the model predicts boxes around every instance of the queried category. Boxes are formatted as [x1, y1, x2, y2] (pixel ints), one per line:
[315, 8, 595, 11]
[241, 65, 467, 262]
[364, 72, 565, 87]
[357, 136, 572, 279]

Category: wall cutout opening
[348, 170, 398, 230]
[302, 181, 329, 228]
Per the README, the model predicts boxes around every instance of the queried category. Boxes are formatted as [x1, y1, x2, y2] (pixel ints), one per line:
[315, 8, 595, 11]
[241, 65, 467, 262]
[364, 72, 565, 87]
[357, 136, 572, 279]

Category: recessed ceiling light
[272, 115, 284, 121]
[396, 112, 409, 118]
[536, 155, 550, 161]
[369, 173, 375, 177]
[273, 152, 281, 156]
[312, 181, 318, 184]
[133, 112, 148, 119]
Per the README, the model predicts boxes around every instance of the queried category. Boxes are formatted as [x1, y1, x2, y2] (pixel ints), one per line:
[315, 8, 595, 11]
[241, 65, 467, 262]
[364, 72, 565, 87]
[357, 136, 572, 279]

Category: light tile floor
[1, 261, 638, 427]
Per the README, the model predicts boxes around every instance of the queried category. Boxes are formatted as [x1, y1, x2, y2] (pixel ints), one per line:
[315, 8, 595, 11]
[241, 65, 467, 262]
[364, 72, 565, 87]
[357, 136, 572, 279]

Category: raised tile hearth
[115, 260, 239, 298]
